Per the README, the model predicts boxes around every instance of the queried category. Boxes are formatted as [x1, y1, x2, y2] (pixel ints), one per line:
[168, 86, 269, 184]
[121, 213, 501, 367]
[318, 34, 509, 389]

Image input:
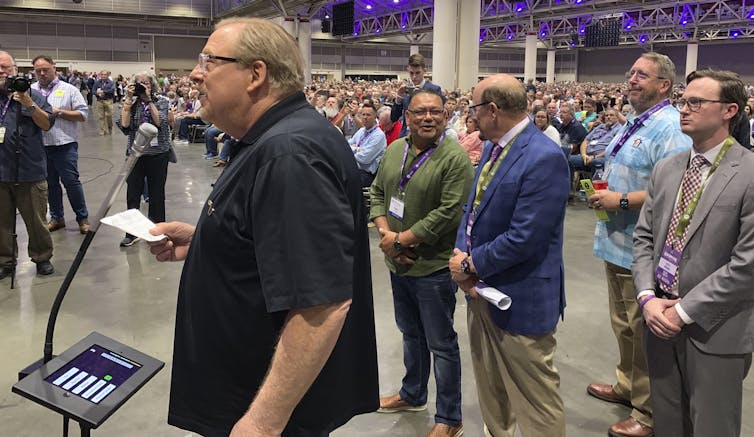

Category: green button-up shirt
[370, 134, 474, 276]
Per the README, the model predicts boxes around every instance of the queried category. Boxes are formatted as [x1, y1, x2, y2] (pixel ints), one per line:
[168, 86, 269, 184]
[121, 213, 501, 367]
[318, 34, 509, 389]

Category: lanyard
[140, 101, 152, 124]
[610, 99, 670, 157]
[465, 136, 517, 253]
[0, 97, 11, 124]
[357, 125, 379, 148]
[673, 136, 733, 240]
[39, 80, 59, 98]
[398, 133, 443, 192]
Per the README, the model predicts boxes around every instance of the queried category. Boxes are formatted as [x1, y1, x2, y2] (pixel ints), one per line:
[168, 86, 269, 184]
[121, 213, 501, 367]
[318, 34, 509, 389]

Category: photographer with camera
[0, 50, 56, 279]
[117, 72, 171, 248]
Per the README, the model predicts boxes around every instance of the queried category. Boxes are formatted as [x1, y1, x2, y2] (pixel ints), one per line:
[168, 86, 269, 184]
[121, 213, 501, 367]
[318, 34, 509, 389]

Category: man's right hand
[148, 221, 195, 262]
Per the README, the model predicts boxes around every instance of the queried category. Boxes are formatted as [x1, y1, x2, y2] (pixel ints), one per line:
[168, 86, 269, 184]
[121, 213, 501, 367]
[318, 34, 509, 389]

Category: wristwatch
[619, 192, 629, 210]
[461, 256, 472, 275]
[393, 233, 403, 252]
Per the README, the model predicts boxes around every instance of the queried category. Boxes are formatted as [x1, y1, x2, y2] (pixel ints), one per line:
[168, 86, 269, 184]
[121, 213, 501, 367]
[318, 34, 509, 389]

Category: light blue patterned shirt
[31, 80, 88, 146]
[593, 102, 692, 269]
[349, 125, 386, 175]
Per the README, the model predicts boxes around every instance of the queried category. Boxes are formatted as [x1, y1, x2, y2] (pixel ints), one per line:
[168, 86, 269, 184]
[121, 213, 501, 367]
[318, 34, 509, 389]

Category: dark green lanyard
[674, 136, 733, 239]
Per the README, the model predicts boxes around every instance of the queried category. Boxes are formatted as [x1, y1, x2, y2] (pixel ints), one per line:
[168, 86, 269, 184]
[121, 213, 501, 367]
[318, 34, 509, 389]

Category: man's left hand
[588, 190, 621, 211]
[229, 414, 280, 437]
[13, 91, 34, 109]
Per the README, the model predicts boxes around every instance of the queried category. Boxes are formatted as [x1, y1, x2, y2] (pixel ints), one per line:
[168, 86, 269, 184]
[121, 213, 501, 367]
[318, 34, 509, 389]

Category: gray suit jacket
[633, 142, 754, 355]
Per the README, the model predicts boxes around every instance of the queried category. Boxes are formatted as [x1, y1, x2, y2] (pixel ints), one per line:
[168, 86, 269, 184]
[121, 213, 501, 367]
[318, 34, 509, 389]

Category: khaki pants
[0, 181, 53, 265]
[604, 261, 653, 426]
[95, 99, 113, 134]
[467, 296, 565, 437]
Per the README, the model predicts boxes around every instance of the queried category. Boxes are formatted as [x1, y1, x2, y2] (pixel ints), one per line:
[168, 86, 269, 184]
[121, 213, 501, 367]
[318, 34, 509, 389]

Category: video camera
[5, 76, 31, 93]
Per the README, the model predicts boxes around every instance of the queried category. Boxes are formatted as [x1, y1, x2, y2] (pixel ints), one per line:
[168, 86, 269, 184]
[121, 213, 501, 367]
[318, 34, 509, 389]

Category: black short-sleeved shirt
[168, 92, 378, 437]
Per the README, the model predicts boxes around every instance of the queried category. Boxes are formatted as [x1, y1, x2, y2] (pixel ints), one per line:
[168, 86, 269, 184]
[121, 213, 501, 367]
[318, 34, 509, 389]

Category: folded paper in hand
[476, 281, 512, 310]
[100, 209, 166, 242]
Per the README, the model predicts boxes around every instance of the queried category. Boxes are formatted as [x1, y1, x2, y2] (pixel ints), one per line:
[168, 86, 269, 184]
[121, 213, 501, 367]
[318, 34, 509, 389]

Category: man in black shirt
[149, 17, 378, 437]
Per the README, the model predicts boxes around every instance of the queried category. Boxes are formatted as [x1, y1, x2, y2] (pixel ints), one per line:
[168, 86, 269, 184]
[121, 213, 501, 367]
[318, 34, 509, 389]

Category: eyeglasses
[677, 97, 728, 112]
[406, 108, 445, 118]
[625, 70, 666, 81]
[198, 53, 241, 74]
[468, 101, 490, 116]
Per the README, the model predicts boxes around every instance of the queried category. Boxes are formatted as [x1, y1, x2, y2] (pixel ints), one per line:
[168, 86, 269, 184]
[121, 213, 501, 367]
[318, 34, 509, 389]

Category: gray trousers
[644, 325, 752, 437]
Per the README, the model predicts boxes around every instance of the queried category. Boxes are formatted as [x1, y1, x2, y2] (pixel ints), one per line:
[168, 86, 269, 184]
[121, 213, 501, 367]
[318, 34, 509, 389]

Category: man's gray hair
[216, 17, 305, 97]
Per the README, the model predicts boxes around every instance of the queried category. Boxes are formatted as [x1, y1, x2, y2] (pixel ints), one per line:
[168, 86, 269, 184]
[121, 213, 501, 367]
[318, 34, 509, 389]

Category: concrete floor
[1, 115, 752, 437]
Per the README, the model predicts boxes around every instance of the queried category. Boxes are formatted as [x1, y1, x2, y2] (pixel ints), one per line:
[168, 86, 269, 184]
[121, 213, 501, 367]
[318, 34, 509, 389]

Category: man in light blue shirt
[31, 55, 90, 234]
[586, 52, 691, 437]
[349, 101, 386, 187]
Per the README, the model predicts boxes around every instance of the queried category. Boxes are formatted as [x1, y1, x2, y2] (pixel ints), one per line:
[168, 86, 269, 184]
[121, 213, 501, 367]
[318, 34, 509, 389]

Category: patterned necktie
[660, 154, 708, 294]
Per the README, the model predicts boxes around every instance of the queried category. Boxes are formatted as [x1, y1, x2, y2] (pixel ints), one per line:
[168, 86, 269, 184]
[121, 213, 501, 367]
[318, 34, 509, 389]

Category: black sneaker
[119, 235, 140, 247]
[36, 261, 55, 276]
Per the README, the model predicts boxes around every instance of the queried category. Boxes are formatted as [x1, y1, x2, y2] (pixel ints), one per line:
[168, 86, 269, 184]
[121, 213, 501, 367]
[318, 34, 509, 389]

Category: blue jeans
[390, 269, 462, 426]
[204, 126, 222, 156]
[568, 154, 605, 185]
[45, 142, 88, 222]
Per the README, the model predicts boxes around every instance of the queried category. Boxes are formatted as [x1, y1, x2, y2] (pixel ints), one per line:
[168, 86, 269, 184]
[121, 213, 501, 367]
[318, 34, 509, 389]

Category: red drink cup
[592, 180, 608, 190]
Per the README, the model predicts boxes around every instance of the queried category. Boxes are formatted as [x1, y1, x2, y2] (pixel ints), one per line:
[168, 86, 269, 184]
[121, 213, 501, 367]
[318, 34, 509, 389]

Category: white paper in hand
[476, 281, 512, 310]
[100, 209, 166, 242]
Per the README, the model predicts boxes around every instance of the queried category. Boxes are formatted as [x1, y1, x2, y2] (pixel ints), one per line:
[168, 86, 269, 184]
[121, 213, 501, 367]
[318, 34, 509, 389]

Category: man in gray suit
[633, 69, 754, 437]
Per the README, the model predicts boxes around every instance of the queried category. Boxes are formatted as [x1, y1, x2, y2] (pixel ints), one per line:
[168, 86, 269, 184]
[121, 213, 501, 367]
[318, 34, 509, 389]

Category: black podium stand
[13, 332, 164, 435]
[12, 123, 162, 436]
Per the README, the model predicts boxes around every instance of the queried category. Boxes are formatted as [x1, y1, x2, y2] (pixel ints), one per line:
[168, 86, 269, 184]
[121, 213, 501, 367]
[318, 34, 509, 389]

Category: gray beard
[324, 106, 339, 119]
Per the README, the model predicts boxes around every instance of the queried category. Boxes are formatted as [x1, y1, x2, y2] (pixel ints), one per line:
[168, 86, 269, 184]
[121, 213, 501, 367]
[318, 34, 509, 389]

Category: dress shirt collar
[691, 138, 725, 167]
[497, 116, 530, 147]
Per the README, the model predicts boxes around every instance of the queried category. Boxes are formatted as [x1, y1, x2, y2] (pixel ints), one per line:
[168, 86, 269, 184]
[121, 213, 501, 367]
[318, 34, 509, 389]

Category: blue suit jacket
[391, 81, 443, 137]
[455, 122, 570, 335]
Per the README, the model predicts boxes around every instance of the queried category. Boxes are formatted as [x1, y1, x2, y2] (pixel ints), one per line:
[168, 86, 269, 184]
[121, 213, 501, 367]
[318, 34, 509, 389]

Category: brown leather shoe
[587, 383, 631, 407]
[427, 423, 463, 437]
[377, 393, 427, 413]
[48, 220, 66, 232]
[78, 219, 90, 234]
[608, 417, 654, 437]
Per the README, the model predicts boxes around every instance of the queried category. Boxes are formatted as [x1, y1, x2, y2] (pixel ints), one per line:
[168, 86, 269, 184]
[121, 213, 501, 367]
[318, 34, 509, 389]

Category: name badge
[655, 244, 681, 289]
[0, 126, 5, 144]
[388, 196, 405, 221]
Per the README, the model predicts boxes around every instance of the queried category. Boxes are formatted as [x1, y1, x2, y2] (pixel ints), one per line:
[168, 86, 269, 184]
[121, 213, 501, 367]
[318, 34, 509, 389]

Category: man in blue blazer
[449, 74, 570, 437]
[390, 53, 442, 137]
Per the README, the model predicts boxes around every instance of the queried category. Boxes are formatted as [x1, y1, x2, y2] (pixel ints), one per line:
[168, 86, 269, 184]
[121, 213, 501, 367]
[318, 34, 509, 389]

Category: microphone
[22, 122, 163, 371]
[131, 122, 159, 156]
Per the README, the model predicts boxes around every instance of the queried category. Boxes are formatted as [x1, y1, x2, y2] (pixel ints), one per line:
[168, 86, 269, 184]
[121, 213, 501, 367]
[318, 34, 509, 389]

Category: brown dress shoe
[608, 417, 654, 437]
[377, 393, 427, 413]
[427, 423, 463, 437]
[48, 220, 66, 232]
[78, 219, 90, 234]
[587, 383, 631, 407]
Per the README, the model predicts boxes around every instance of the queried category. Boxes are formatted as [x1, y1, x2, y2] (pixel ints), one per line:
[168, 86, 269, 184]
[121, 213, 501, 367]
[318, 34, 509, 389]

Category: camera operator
[116, 72, 171, 248]
[0, 50, 56, 279]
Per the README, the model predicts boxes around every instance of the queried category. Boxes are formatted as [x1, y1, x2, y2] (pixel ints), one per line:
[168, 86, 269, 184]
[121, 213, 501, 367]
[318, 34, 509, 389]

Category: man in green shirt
[370, 90, 474, 437]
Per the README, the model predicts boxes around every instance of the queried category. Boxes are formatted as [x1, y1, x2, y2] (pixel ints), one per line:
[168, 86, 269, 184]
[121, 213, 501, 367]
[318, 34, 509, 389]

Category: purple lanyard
[140, 102, 152, 124]
[39, 80, 59, 98]
[610, 99, 670, 157]
[0, 97, 11, 124]
[358, 125, 379, 147]
[398, 134, 443, 192]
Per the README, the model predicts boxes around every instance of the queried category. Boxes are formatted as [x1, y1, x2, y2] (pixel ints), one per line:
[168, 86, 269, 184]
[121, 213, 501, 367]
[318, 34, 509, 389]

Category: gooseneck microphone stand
[17, 123, 158, 437]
